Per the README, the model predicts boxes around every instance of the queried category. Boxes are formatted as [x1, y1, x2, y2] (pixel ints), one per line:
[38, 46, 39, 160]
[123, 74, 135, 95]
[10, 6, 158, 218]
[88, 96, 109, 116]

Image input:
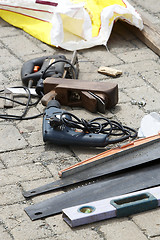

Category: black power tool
[21, 52, 78, 96]
[43, 99, 137, 147]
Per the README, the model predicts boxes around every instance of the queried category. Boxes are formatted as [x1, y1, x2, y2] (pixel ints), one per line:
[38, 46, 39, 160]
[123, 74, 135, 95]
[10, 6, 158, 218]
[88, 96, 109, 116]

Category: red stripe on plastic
[36, 0, 58, 7]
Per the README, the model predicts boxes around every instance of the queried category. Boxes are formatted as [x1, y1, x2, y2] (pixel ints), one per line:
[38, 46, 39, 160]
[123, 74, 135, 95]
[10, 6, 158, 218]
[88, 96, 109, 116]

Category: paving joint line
[130, 216, 151, 240]
[0, 219, 15, 240]
[138, 73, 160, 93]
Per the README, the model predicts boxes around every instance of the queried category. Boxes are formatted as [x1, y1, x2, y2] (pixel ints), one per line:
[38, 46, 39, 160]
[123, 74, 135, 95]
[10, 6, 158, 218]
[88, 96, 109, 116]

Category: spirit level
[62, 186, 160, 227]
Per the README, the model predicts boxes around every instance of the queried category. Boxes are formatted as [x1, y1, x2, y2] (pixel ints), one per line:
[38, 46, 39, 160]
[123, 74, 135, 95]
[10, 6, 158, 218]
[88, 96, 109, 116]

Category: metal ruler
[62, 186, 160, 227]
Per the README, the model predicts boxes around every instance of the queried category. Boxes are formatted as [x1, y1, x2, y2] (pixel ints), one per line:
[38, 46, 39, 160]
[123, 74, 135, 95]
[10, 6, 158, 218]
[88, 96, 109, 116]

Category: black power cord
[50, 112, 137, 144]
[41, 59, 78, 80]
[0, 86, 43, 120]
[0, 58, 78, 120]
[35, 58, 78, 97]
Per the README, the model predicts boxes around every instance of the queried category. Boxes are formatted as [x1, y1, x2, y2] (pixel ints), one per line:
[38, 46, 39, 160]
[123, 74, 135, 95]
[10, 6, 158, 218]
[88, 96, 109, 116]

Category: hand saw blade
[23, 137, 160, 198]
[24, 159, 160, 220]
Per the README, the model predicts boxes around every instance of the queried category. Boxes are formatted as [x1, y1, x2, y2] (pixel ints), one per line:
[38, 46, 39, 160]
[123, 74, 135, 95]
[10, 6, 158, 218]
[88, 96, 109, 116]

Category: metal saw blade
[23, 138, 160, 198]
[25, 159, 160, 220]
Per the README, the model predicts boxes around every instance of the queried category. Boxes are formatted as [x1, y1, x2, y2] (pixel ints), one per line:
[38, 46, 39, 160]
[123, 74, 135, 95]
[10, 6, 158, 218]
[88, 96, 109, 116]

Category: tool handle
[110, 192, 158, 217]
[21, 55, 67, 87]
[41, 90, 57, 106]
[21, 56, 47, 86]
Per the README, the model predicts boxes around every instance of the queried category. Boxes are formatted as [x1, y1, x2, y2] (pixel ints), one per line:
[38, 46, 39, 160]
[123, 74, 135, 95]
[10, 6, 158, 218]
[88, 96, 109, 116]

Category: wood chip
[98, 66, 122, 77]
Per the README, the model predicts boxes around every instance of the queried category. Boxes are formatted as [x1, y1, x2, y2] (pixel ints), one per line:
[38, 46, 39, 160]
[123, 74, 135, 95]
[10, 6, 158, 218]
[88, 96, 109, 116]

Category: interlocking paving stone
[0, 1, 159, 239]
[0, 124, 28, 152]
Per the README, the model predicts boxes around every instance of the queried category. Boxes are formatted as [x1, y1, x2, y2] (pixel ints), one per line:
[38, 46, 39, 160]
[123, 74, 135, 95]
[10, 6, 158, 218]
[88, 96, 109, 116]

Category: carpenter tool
[21, 52, 78, 89]
[43, 77, 118, 112]
[42, 99, 135, 146]
[21, 51, 116, 113]
[23, 134, 160, 198]
[21, 51, 79, 103]
[62, 186, 160, 227]
[24, 158, 160, 220]
[42, 99, 109, 146]
[59, 134, 160, 177]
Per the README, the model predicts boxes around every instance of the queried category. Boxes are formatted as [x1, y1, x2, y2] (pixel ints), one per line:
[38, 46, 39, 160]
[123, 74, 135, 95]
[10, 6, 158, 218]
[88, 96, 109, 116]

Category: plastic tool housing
[43, 100, 109, 146]
[21, 55, 67, 87]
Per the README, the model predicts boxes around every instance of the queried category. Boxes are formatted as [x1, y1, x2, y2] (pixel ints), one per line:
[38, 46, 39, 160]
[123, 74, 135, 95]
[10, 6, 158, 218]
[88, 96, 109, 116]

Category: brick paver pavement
[0, 0, 160, 239]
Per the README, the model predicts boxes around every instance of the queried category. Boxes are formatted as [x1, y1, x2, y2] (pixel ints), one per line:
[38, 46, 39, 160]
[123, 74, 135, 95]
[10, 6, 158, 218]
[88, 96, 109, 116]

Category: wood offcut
[120, 16, 160, 56]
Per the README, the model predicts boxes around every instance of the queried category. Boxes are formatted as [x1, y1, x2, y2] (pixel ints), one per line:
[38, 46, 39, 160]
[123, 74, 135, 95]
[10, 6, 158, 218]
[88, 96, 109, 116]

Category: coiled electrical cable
[50, 111, 137, 144]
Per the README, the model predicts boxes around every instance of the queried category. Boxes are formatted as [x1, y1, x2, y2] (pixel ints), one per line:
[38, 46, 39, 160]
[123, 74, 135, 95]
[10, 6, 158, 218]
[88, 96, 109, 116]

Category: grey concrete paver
[46, 214, 103, 239]
[0, 163, 51, 187]
[0, 0, 160, 239]
[131, 38, 148, 49]
[116, 74, 145, 89]
[79, 47, 123, 66]
[0, 124, 28, 152]
[132, 209, 160, 238]
[78, 71, 106, 81]
[113, 60, 160, 76]
[1, 35, 43, 59]
[140, 70, 160, 90]
[0, 146, 50, 167]
[26, 131, 45, 147]
[0, 72, 8, 85]
[110, 103, 145, 128]
[0, 204, 54, 240]
[47, 159, 76, 176]
[71, 146, 104, 162]
[16, 112, 43, 133]
[112, 22, 136, 41]
[0, 72, 21, 87]
[0, 26, 22, 37]
[55, 229, 102, 240]
[126, 86, 160, 112]
[0, 48, 22, 71]
[0, 225, 13, 240]
[0, 160, 5, 169]
[108, 32, 138, 54]
[118, 90, 131, 103]
[117, 48, 159, 63]
[100, 218, 148, 240]
[0, 184, 24, 205]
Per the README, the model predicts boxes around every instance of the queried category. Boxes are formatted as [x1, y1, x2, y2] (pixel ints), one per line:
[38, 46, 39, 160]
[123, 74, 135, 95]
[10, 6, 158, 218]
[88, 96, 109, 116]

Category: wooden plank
[119, 17, 160, 56]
